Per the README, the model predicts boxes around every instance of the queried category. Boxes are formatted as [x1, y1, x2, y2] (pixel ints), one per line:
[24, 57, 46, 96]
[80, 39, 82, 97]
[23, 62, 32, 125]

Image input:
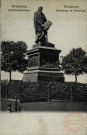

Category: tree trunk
[9, 71, 11, 81]
[75, 74, 77, 83]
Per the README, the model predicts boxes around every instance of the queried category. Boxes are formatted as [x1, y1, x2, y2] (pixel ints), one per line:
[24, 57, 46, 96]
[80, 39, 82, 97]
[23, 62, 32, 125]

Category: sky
[1, 0, 87, 83]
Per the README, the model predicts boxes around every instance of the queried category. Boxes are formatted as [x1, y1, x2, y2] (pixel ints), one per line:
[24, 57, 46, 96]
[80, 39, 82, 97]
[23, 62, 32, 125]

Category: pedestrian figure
[7, 103, 12, 112]
[18, 100, 21, 112]
[15, 98, 18, 112]
[15, 98, 21, 112]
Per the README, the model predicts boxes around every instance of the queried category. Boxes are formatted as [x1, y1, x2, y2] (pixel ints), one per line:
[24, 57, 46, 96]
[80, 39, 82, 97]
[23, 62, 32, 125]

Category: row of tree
[1, 41, 87, 82]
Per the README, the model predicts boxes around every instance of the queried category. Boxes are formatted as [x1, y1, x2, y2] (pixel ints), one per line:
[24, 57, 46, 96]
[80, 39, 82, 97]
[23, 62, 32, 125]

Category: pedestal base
[22, 70, 64, 82]
[23, 42, 65, 82]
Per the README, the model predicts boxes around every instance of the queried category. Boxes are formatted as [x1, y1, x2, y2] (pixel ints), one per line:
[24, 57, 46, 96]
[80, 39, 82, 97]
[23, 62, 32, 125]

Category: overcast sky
[1, 0, 87, 83]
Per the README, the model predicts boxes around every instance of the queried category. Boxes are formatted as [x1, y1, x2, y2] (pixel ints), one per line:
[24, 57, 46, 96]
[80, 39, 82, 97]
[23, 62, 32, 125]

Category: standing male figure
[34, 7, 48, 43]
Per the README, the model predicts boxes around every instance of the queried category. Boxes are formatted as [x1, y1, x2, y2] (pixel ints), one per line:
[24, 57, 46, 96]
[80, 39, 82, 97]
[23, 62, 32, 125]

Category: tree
[62, 48, 87, 82]
[1, 41, 28, 80]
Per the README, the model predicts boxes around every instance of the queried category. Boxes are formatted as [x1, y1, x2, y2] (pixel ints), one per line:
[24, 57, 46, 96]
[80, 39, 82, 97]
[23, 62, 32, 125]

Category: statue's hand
[41, 24, 44, 28]
[41, 24, 45, 30]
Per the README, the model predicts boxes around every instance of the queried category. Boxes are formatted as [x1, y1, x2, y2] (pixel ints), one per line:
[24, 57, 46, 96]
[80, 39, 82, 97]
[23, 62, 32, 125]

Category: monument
[22, 7, 64, 82]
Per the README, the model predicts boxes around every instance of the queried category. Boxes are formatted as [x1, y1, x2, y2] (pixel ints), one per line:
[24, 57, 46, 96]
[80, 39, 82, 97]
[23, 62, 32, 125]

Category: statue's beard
[38, 11, 42, 14]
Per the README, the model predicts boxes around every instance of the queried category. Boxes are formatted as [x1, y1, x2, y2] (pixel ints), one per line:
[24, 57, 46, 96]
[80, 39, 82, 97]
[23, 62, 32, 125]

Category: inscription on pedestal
[28, 55, 39, 67]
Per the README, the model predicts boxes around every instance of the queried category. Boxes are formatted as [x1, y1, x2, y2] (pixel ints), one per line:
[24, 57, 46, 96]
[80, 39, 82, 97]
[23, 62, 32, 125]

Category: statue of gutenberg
[34, 7, 48, 43]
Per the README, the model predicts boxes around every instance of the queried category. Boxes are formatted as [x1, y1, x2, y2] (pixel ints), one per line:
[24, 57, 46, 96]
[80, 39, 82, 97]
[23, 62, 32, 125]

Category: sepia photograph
[1, 0, 87, 112]
[0, 0, 87, 134]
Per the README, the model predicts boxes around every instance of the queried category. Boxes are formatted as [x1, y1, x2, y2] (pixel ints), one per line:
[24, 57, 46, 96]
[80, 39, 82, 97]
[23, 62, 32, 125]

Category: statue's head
[38, 6, 43, 13]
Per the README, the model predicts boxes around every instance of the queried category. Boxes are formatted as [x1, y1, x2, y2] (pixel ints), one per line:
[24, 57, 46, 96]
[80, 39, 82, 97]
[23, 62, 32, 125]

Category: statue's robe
[34, 11, 47, 43]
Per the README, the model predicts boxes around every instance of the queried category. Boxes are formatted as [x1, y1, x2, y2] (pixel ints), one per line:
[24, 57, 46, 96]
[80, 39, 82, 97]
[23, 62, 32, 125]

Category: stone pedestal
[22, 42, 64, 82]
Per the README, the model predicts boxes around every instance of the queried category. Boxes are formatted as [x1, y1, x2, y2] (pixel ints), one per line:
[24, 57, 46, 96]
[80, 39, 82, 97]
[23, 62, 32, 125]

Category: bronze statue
[34, 7, 48, 43]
